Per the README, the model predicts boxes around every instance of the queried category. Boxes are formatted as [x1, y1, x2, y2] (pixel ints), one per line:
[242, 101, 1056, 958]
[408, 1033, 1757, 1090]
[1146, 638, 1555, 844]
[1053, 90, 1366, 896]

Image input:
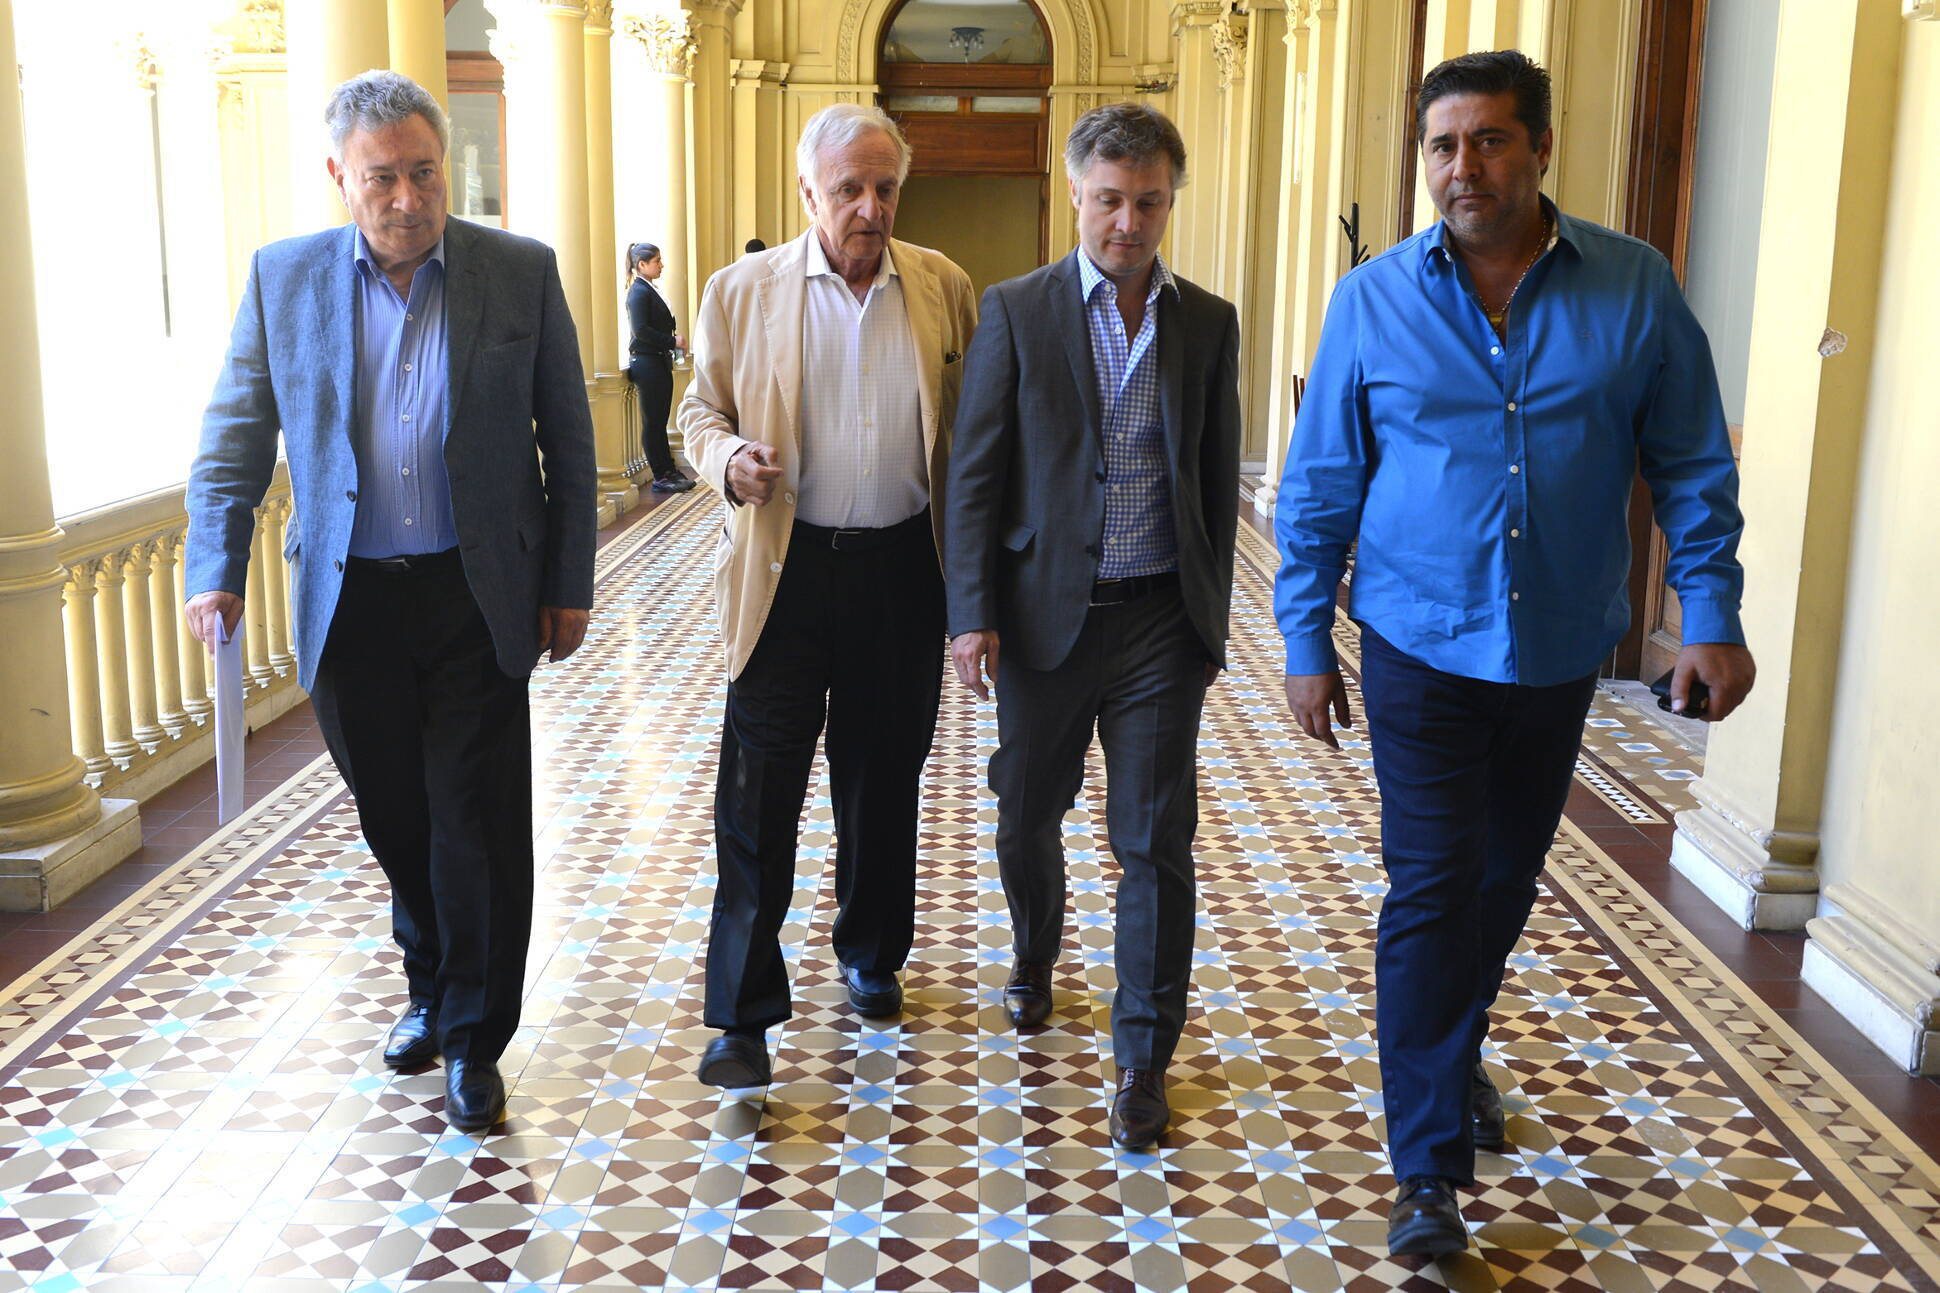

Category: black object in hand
[1650, 668, 1709, 717]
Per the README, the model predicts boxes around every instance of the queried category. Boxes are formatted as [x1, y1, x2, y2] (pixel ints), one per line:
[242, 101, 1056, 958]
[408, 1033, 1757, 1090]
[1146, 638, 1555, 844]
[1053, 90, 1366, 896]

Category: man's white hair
[795, 103, 911, 192]
[325, 69, 449, 160]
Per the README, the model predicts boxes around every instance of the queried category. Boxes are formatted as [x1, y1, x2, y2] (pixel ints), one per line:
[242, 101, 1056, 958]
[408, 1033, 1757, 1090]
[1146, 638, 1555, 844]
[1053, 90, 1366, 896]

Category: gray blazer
[185, 217, 597, 693]
[945, 252, 1242, 671]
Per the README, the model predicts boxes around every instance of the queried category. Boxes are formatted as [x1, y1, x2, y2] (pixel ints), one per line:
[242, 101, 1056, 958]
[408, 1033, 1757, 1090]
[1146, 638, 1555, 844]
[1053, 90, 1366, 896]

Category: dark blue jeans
[1357, 625, 1596, 1184]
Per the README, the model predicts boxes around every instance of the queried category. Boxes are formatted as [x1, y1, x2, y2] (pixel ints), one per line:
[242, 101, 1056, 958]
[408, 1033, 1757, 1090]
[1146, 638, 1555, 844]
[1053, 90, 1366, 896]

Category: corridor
[1, 495, 1935, 1292]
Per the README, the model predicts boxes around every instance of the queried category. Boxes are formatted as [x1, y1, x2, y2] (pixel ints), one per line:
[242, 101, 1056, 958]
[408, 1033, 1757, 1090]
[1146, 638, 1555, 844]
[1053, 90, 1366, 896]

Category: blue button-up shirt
[1079, 251, 1178, 579]
[348, 230, 455, 557]
[1274, 204, 1745, 686]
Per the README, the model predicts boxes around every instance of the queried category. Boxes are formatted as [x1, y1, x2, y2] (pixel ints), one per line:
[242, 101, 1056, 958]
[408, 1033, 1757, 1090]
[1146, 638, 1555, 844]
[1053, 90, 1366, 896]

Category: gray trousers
[990, 585, 1209, 1070]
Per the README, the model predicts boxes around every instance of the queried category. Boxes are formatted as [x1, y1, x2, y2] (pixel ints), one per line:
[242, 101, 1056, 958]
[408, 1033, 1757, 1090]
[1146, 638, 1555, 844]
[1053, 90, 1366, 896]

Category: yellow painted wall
[1816, 19, 1940, 938]
[894, 176, 1048, 294]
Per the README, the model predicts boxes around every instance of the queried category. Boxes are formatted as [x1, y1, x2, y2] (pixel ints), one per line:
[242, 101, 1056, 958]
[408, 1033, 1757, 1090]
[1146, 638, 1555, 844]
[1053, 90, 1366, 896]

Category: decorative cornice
[616, 8, 696, 76]
[1906, 0, 1937, 21]
[1171, 0, 1227, 30]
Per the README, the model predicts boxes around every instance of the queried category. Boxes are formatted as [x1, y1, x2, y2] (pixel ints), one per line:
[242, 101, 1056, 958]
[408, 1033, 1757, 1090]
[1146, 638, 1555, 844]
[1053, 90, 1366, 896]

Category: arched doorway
[876, 0, 1052, 290]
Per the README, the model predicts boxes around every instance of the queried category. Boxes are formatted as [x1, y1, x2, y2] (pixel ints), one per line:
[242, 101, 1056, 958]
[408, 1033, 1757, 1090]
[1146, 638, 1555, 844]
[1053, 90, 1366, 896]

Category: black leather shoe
[841, 966, 903, 1017]
[1108, 1068, 1170, 1150]
[445, 1058, 506, 1133]
[1388, 1176, 1467, 1257]
[698, 1033, 772, 1088]
[1004, 961, 1053, 1029]
[382, 1005, 438, 1070]
[1472, 1061, 1507, 1151]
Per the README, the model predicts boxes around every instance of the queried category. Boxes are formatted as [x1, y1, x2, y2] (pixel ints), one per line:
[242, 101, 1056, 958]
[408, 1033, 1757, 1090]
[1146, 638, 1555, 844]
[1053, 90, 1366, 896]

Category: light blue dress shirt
[348, 230, 455, 558]
[1274, 204, 1746, 687]
[1078, 252, 1178, 580]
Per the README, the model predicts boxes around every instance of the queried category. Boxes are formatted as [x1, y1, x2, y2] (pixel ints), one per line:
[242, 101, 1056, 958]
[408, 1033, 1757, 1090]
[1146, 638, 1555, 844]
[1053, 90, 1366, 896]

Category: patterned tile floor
[2, 495, 1937, 1292]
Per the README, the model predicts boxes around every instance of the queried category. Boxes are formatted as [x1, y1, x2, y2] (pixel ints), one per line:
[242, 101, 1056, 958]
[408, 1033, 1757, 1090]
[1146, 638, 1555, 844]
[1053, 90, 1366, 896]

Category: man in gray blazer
[946, 103, 1241, 1150]
[183, 71, 596, 1134]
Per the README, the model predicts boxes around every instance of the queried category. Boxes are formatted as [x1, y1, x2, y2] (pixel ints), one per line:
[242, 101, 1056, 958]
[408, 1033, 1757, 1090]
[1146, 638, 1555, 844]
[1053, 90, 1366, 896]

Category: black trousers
[703, 513, 945, 1031]
[308, 550, 533, 1062]
[1357, 625, 1597, 1184]
[989, 584, 1208, 1071]
[628, 352, 676, 480]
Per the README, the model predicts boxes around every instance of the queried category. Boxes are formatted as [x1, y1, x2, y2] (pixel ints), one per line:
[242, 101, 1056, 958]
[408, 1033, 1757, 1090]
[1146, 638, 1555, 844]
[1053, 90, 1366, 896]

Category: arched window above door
[881, 0, 1049, 65]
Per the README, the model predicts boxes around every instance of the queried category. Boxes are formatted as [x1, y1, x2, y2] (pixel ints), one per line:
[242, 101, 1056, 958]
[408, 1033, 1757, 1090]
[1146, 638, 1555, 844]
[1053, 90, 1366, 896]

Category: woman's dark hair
[625, 241, 661, 280]
[1415, 49, 1552, 148]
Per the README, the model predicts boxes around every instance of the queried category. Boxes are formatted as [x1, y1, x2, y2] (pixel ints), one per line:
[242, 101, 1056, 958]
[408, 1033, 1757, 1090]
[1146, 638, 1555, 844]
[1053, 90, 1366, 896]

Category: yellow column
[1253, 9, 1310, 517]
[1671, 0, 1900, 933]
[585, 2, 638, 516]
[389, 0, 451, 110]
[1168, 1, 1227, 286]
[492, 1, 610, 518]
[0, 0, 137, 908]
[687, 0, 742, 298]
[284, 0, 390, 230]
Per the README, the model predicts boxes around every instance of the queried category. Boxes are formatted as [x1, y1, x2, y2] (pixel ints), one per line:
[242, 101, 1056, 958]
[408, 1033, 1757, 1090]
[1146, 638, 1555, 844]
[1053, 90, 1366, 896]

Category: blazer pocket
[1000, 523, 1035, 554]
[516, 507, 547, 553]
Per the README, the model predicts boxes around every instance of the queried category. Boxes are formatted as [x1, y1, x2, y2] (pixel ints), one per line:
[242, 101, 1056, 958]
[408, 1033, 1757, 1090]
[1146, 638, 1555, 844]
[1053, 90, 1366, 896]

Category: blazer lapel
[758, 233, 809, 450]
[1157, 282, 1186, 474]
[895, 239, 944, 452]
[1048, 253, 1104, 451]
[315, 224, 359, 456]
[442, 218, 485, 443]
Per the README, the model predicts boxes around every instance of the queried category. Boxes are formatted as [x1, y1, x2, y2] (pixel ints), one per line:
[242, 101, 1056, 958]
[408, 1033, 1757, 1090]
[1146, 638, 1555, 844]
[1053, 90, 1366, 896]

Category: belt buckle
[1089, 578, 1126, 607]
[372, 555, 415, 573]
[830, 528, 867, 551]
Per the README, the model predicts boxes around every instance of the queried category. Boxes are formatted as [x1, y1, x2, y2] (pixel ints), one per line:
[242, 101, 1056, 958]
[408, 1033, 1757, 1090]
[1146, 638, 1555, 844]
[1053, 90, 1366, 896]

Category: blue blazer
[185, 217, 597, 693]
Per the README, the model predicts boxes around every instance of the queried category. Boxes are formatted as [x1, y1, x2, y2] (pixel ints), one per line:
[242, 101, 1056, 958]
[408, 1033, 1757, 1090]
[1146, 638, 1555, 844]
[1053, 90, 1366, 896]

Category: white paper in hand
[214, 617, 247, 823]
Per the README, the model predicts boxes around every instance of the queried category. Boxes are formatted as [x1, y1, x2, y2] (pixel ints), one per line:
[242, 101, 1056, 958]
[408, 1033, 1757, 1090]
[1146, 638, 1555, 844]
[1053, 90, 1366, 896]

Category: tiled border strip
[0, 489, 711, 1081]
[1235, 519, 1940, 1285]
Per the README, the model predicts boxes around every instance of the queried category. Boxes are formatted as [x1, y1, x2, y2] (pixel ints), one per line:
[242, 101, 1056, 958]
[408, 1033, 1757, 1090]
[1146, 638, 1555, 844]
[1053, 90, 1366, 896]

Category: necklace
[1481, 214, 1551, 328]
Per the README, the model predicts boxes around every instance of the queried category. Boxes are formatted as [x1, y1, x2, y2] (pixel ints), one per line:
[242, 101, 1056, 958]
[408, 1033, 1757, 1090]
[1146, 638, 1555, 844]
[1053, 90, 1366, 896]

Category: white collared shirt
[795, 233, 926, 529]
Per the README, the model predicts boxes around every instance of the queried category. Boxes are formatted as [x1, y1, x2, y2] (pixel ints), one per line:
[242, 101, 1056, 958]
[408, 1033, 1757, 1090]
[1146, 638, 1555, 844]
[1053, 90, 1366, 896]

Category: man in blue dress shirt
[1273, 51, 1756, 1257]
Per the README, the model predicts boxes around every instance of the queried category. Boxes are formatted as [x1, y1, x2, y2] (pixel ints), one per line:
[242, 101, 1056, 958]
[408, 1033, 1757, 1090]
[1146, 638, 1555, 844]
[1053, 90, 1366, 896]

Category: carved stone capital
[617, 8, 696, 76]
[586, 0, 615, 30]
[236, 0, 285, 55]
[1210, 14, 1248, 88]
[1172, 0, 1228, 31]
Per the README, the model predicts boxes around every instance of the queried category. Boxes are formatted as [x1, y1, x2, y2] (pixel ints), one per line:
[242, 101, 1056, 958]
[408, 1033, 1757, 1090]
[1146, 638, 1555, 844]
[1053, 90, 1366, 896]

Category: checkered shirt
[1078, 251, 1178, 579]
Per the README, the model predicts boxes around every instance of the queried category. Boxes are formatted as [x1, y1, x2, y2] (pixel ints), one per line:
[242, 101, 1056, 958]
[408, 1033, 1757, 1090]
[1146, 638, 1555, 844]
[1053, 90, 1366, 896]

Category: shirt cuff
[1676, 597, 1745, 647]
[1283, 633, 1340, 677]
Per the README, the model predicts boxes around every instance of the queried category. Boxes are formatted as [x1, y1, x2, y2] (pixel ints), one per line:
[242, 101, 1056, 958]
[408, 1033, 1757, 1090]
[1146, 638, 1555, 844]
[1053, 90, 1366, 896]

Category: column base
[1251, 477, 1278, 517]
[0, 797, 140, 912]
[1669, 783, 1819, 931]
[1803, 885, 1939, 1075]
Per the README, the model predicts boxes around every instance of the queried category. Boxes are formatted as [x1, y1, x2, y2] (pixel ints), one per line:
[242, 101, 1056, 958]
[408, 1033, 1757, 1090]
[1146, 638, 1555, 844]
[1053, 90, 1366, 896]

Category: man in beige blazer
[678, 104, 978, 1087]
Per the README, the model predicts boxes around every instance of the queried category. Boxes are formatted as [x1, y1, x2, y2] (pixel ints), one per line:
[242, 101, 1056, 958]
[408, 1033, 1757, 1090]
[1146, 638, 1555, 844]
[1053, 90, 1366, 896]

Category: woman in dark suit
[625, 241, 692, 492]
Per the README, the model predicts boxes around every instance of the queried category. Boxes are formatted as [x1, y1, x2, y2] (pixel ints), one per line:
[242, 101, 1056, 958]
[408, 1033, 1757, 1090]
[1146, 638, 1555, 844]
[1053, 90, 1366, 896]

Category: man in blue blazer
[183, 72, 596, 1133]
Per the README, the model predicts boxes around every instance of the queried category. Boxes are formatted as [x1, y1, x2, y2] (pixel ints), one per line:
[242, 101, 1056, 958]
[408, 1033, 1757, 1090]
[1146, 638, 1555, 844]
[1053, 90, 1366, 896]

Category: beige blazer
[678, 230, 979, 679]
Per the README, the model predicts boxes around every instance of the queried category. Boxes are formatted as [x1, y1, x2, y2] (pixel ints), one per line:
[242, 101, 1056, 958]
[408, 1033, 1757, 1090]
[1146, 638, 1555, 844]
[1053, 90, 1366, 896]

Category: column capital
[616, 6, 696, 76]
[234, 0, 287, 55]
[585, 0, 615, 34]
[686, 0, 745, 23]
[1210, 13, 1248, 88]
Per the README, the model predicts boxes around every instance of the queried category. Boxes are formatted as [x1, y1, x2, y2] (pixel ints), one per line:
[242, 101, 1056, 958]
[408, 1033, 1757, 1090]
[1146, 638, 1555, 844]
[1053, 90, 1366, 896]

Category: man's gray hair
[325, 69, 450, 159]
[1063, 101, 1188, 190]
[796, 103, 911, 190]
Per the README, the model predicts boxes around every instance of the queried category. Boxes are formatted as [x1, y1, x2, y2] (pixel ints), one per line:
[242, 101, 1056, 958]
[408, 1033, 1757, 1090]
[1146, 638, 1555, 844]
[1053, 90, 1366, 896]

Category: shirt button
[406, 313, 414, 321]
[769, 561, 783, 573]
[1511, 592, 1521, 601]
[784, 492, 795, 504]
[401, 467, 411, 477]
[1509, 464, 1521, 474]
[1490, 346, 1501, 356]
[1507, 401, 1517, 411]
[402, 414, 412, 422]
[403, 363, 413, 372]
[1510, 528, 1521, 538]
[403, 517, 414, 526]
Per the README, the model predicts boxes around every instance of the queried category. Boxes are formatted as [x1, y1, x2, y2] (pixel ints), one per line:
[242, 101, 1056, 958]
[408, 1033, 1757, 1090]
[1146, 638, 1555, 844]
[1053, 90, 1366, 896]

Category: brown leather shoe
[1004, 961, 1054, 1028]
[1108, 1067, 1169, 1150]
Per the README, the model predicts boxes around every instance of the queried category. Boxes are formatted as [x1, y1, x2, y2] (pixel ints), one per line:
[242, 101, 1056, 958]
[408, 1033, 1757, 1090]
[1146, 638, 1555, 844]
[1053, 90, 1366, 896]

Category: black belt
[792, 509, 931, 553]
[347, 547, 462, 575]
[1089, 570, 1178, 606]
